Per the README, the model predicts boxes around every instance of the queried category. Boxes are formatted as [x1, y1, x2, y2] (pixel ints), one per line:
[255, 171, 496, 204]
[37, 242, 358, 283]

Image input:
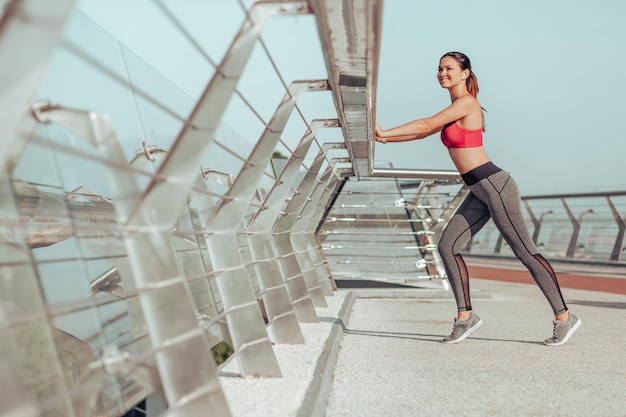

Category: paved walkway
[217, 266, 626, 417]
[326, 278, 626, 417]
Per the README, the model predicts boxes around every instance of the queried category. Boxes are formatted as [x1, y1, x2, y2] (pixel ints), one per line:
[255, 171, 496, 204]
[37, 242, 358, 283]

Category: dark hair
[440, 51, 479, 97]
[440, 51, 485, 131]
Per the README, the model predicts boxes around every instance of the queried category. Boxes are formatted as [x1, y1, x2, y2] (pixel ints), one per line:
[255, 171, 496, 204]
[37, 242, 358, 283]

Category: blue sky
[74, 0, 626, 195]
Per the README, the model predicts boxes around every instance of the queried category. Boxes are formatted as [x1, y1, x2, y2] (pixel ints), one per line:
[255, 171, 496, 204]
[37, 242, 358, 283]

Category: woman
[375, 51, 581, 345]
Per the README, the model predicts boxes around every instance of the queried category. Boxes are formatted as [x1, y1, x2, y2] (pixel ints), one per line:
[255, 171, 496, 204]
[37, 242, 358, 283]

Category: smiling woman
[375, 51, 582, 346]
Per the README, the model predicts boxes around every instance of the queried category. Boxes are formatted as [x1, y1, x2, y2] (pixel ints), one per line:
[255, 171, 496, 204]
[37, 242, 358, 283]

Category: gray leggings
[438, 170, 567, 315]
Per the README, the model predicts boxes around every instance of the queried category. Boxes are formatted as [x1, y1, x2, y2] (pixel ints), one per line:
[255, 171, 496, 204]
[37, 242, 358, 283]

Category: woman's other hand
[375, 122, 384, 137]
[375, 123, 385, 143]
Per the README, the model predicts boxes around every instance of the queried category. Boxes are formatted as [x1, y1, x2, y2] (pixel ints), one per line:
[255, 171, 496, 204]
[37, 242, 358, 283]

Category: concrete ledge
[218, 292, 352, 417]
[296, 291, 356, 417]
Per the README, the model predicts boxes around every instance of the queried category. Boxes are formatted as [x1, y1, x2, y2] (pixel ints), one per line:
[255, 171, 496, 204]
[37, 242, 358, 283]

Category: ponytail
[465, 71, 485, 131]
[466, 72, 479, 98]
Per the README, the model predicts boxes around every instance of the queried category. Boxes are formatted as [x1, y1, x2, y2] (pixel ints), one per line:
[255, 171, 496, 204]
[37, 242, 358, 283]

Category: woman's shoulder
[462, 94, 483, 111]
[452, 94, 480, 109]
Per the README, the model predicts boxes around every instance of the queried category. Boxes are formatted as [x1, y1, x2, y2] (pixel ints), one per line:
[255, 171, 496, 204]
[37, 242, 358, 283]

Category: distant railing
[465, 191, 626, 264]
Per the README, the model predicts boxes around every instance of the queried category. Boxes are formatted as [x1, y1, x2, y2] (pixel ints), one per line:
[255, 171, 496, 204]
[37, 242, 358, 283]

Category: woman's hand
[375, 123, 384, 137]
[374, 123, 386, 143]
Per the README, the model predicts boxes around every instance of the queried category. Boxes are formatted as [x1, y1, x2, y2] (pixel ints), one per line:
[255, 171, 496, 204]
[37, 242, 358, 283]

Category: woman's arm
[376, 96, 475, 142]
[374, 132, 428, 143]
[377, 119, 439, 140]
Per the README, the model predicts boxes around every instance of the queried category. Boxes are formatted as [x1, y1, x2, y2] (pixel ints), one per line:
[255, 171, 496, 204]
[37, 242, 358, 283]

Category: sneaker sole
[544, 318, 582, 346]
[442, 319, 483, 344]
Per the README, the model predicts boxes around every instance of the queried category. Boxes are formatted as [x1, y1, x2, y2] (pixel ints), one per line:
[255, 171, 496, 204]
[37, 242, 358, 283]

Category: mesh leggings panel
[455, 254, 472, 311]
[532, 254, 568, 315]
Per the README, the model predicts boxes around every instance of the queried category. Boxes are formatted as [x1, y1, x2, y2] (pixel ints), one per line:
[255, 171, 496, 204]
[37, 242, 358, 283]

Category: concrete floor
[326, 279, 626, 417]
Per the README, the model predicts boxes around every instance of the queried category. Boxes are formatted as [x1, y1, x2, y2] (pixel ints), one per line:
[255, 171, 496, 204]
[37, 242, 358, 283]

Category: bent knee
[438, 236, 458, 256]
[438, 232, 468, 255]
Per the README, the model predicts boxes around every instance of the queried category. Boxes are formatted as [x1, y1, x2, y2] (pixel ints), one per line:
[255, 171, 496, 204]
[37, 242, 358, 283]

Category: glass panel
[120, 44, 196, 167]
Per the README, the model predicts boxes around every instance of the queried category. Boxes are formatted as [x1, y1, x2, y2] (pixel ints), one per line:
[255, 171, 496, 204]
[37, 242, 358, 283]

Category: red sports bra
[440, 122, 483, 149]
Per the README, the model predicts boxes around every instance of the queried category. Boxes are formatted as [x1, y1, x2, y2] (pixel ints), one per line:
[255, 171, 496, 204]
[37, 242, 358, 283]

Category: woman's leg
[471, 172, 568, 315]
[438, 192, 492, 314]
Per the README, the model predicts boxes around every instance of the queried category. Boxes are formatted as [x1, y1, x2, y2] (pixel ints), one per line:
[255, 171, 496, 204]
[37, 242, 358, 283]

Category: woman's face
[438, 56, 466, 88]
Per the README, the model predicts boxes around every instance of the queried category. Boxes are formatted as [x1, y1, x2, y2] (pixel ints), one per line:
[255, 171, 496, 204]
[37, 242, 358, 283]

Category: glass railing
[2, 2, 345, 416]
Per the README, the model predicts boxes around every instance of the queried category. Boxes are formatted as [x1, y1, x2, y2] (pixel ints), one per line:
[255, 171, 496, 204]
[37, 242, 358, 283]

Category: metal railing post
[246, 122, 339, 330]
[0, 0, 75, 172]
[204, 80, 329, 369]
[606, 196, 625, 262]
[301, 158, 352, 288]
[273, 152, 348, 308]
[291, 147, 347, 296]
[0, 301, 40, 417]
[0, 2, 78, 416]
[563, 198, 594, 258]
